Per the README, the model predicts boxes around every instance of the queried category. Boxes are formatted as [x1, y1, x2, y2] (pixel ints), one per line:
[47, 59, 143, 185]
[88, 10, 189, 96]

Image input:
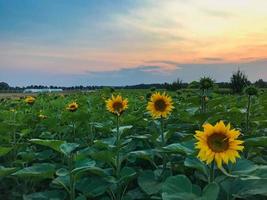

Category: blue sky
[1, 0, 267, 86]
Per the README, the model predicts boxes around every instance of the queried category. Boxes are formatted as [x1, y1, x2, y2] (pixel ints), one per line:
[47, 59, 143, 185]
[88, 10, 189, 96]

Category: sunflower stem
[116, 115, 120, 176]
[115, 115, 122, 200]
[160, 117, 167, 174]
[160, 117, 165, 145]
[246, 95, 251, 134]
[69, 153, 75, 200]
[209, 161, 215, 183]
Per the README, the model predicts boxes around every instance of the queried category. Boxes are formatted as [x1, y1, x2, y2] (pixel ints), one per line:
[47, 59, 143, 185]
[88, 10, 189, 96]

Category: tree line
[1, 70, 267, 93]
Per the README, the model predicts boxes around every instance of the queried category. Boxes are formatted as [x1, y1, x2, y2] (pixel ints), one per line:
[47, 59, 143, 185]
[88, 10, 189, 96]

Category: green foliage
[230, 69, 250, 94]
[200, 77, 214, 90]
[244, 85, 259, 96]
[0, 89, 266, 199]
[162, 175, 219, 200]
[0, 82, 9, 90]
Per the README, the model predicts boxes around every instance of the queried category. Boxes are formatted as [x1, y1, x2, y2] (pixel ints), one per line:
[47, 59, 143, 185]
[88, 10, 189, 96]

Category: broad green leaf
[138, 170, 162, 195]
[245, 136, 267, 147]
[119, 167, 137, 183]
[0, 146, 12, 157]
[128, 149, 155, 162]
[76, 176, 110, 198]
[162, 175, 192, 195]
[184, 157, 209, 176]
[72, 158, 96, 175]
[60, 143, 79, 156]
[56, 168, 69, 177]
[0, 166, 17, 177]
[30, 139, 65, 153]
[23, 190, 66, 200]
[162, 175, 219, 200]
[202, 182, 219, 200]
[52, 175, 70, 192]
[12, 163, 55, 179]
[162, 143, 194, 155]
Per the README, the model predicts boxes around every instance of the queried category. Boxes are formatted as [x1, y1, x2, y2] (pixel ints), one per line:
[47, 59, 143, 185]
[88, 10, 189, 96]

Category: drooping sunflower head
[195, 121, 244, 168]
[147, 92, 174, 119]
[25, 96, 35, 105]
[66, 102, 78, 112]
[106, 95, 128, 116]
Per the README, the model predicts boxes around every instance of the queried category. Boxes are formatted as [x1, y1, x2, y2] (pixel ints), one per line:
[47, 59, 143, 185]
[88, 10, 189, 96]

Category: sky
[1, 0, 267, 86]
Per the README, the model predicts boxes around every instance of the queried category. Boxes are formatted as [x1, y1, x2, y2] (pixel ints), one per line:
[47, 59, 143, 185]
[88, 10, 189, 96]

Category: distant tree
[199, 77, 214, 90]
[254, 79, 266, 88]
[188, 81, 200, 89]
[230, 69, 250, 94]
[0, 82, 9, 90]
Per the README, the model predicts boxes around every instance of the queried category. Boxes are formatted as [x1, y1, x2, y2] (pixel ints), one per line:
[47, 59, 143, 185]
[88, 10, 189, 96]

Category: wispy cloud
[202, 57, 225, 61]
[1, 1, 267, 86]
[200, 9, 235, 18]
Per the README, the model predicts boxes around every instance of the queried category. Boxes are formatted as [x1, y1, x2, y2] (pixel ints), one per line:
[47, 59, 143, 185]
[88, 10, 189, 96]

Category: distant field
[0, 90, 95, 98]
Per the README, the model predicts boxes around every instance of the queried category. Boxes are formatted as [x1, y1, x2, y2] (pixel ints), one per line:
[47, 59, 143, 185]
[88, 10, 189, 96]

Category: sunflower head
[147, 92, 174, 119]
[25, 96, 35, 105]
[106, 95, 128, 116]
[66, 102, 78, 112]
[195, 121, 244, 168]
[244, 86, 258, 96]
[38, 114, 48, 119]
[139, 96, 145, 101]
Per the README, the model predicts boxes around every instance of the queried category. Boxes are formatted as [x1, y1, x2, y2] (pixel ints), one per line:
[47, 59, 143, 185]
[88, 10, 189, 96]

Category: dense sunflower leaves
[162, 175, 219, 200]
[23, 190, 67, 200]
[0, 166, 17, 177]
[215, 159, 267, 199]
[0, 90, 267, 199]
[0, 146, 13, 157]
[160, 141, 195, 156]
[12, 163, 56, 180]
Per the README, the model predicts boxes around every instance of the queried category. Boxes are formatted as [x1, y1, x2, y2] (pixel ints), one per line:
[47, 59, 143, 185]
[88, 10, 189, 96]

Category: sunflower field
[0, 88, 267, 200]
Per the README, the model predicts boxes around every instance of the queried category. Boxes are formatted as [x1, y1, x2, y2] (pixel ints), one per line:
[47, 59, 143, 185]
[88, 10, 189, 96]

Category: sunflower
[38, 114, 48, 119]
[25, 96, 35, 105]
[147, 92, 174, 118]
[195, 121, 244, 168]
[106, 95, 128, 116]
[66, 102, 78, 112]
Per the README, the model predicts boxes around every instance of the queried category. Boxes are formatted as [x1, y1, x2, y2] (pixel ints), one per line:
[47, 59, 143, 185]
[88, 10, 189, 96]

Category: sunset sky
[1, 0, 267, 86]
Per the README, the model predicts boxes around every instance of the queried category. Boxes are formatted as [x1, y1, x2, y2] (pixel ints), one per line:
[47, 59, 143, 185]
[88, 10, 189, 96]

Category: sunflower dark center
[112, 102, 123, 112]
[207, 133, 229, 152]
[154, 99, 167, 112]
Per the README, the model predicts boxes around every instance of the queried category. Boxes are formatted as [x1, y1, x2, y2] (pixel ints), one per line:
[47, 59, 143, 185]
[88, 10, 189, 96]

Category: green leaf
[60, 143, 79, 156]
[245, 136, 267, 147]
[72, 158, 96, 175]
[0, 166, 17, 177]
[52, 175, 70, 192]
[30, 139, 65, 153]
[119, 167, 137, 183]
[138, 170, 162, 195]
[0, 146, 12, 157]
[12, 163, 55, 179]
[76, 176, 110, 198]
[162, 143, 194, 155]
[128, 149, 155, 162]
[184, 157, 209, 176]
[162, 175, 219, 200]
[23, 190, 66, 200]
[56, 168, 69, 177]
[112, 125, 133, 134]
[202, 182, 219, 200]
[162, 175, 192, 195]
